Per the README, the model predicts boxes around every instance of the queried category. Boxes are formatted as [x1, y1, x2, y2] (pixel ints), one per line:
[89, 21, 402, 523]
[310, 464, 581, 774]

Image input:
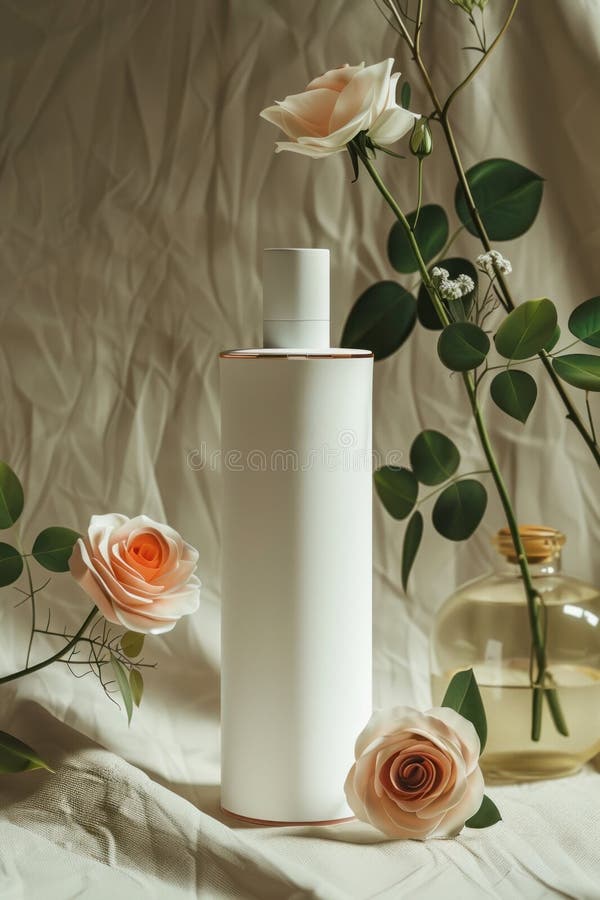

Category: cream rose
[69, 514, 201, 635]
[260, 59, 418, 158]
[344, 705, 485, 840]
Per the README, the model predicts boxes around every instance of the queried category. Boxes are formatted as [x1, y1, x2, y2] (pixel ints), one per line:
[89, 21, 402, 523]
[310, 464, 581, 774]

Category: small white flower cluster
[431, 267, 475, 301]
[477, 250, 512, 278]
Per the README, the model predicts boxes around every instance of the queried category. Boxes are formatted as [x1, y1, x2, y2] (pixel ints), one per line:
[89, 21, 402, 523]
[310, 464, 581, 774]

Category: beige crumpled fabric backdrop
[1, 1, 599, 898]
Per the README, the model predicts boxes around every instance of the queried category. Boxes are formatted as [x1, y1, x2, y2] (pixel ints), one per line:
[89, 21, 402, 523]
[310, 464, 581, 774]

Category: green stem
[0, 608, 98, 685]
[15, 531, 37, 668]
[554, 339, 581, 354]
[418, 469, 491, 506]
[443, 0, 519, 115]
[467, 11, 486, 53]
[355, 144, 567, 739]
[413, 157, 424, 228]
[407, 222, 464, 293]
[586, 392, 598, 446]
[435, 224, 465, 264]
[23, 557, 36, 668]
[466, 387, 566, 737]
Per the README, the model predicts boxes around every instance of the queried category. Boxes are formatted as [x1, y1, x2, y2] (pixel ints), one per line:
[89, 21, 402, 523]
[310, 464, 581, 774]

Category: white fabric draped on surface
[0, 1, 598, 897]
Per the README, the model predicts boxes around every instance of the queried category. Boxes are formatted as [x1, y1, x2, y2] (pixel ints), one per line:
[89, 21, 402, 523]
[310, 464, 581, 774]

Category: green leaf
[32, 527, 80, 573]
[568, 296, 600, 348]
[0, 730, 54, 775]
[410, 430, 460, 486]
[400, 81, 411, 109]
[544, 323, 561, 352]
[0, 542, 23, 587]
[432, 479, 487, 541]
[465, 794, 502, 829]
[341, 281, 416, 361]
[388, 205, 449, 274]
[402, 511, 423, 591]
[490, 370, 538, 423]
[552, 354, 600, 392]
[110, 653, 133, 724]
[494, 298, 558, 360]
[441, 668, 487, 752]
[0, 462, 24, 530]
[417, 258, 478, 331]
[347, 142, 359, 183]
[121, 631, 145, 659]
[374, 467, 418, 520]
[438, 322, 490, 372]
[455, 158, 544, 240]
[129, 669, 144, 708]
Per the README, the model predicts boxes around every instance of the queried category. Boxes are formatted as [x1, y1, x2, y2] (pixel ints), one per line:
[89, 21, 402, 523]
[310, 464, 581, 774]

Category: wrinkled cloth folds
[1, 703, 599, 899]
[0, 0, 599, 897]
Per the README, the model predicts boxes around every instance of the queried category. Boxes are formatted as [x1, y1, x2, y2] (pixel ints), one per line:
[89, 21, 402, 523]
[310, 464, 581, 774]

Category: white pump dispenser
[262, 248, 330, 349]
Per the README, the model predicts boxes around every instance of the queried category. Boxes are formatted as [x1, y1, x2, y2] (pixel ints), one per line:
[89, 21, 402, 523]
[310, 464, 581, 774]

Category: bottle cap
[494, 525, 565, 564]
[262, 248, 330, 349]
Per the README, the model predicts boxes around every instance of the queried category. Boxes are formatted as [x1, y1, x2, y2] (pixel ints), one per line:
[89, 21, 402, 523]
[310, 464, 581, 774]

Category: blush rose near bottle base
[219, 248, 373, 824]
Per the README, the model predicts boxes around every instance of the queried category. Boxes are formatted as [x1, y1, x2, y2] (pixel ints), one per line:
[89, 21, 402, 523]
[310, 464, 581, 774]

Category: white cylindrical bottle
[220, 248, 372, 824]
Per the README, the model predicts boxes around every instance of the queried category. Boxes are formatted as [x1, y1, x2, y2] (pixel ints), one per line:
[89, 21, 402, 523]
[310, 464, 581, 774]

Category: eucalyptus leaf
[374, 467, 418, 520]
[341, 281, 416, 361]
[388, 205, 449, 274]
[0, 730, 53, 775]
[121, 631, 145, 659]
[438, 322, 490, 372]
[32, 527, 80, 573]
[494, 298, 558, 360]
[409, 430, 460, 486]
[455, 158, 544, 240]
[465, 794, 502, 829]
[544, 324, 561, 353]
[490, 370, 537, 423]
[0, 462, 24, 530]
[552, 354, 600, 391]
[402, 511, 423, 591]
[129, 669, 144, 708]
[110, 653, 133, 724]
[441, 667, 487, 752]
[0, 542, 23, 587]
[568, 296, 600, 348]
[417, 258, 478, 331]
[432, 479, 487, 541]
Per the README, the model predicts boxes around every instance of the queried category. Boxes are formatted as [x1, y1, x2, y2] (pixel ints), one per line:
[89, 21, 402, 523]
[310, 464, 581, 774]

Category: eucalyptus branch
[380, 0, 600, 466]
[352, 141, 567, 740]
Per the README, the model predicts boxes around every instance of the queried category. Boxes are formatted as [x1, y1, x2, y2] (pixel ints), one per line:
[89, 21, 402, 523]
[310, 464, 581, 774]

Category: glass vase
[431, 526, 600, 783]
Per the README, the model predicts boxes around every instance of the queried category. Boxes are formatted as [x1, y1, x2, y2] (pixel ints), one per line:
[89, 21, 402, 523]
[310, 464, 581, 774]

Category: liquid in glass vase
[431, 526, 600, 783]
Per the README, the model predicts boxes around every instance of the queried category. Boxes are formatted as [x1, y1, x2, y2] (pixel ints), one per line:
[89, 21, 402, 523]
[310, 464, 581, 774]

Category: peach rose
[69, 514, 200, 635]
[344, 705, 485, 840]
[260, 59, 419, 158]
